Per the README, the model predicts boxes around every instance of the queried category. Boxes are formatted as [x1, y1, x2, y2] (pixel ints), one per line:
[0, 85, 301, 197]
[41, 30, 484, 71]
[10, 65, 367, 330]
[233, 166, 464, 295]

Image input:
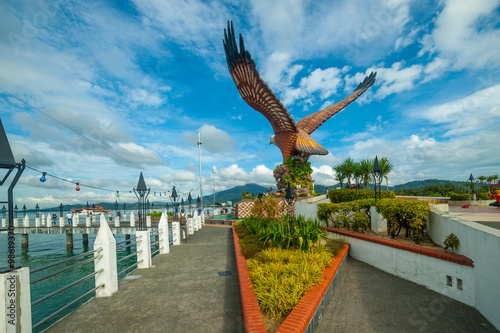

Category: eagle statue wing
[224, 21, 299, 160]
[296, 72, 377, 134]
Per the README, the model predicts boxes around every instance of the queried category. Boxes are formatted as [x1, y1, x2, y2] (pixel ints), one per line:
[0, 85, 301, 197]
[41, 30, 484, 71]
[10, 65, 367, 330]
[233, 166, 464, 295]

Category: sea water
[0, 211, 155, 332]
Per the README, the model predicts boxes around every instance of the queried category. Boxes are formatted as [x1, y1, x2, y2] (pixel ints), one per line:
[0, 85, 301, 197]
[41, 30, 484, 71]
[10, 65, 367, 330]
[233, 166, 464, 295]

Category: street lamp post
[188, 192, 192, 214]
[2, 205, 6, 219]
[212, 166, 216, 208]
[133, 172, 150, 230]
[35, 204, 40, 218]
[114, 200, 118, 216]
[14, 205, 18, 218]
[59, 203, 63, 217]
[170, 186, 179, 219]
[372, 156, 383, 203]
[22, 205, 26, 218]
[469, 173, 474, 197]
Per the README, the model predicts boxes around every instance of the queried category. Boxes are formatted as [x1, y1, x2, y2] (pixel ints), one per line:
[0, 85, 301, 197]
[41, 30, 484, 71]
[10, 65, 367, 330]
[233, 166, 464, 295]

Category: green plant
[324, 238, 346, 256]
[352, 212, 368, 233]
[281, 156, 313, 188]
[376, 199, 430, 243]
[329, 189, 395, 203]
[248, 247, 333, 320]
[251, 197, 284, 219]
[449, 193, 471, 201]
[444, 233, 460, 252]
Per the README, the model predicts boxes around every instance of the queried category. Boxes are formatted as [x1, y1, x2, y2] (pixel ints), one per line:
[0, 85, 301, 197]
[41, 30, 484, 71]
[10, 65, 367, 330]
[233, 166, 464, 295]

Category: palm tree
[333, 165, 345, 189]
[353, 162, 362, 189]
[359, 159, 373, 190]
[341, 158, 355, 188]
[378, 156, 394, 191]
[478, 176, 487, 192]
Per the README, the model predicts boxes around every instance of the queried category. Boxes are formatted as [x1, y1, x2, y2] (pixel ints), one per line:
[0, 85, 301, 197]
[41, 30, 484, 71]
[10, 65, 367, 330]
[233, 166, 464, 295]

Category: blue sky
[1, 0, 500, 208]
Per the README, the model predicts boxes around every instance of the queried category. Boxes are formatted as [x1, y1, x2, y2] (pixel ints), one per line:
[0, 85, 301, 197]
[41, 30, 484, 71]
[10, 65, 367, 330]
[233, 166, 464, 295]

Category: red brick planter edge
[323, 227, 474, 267]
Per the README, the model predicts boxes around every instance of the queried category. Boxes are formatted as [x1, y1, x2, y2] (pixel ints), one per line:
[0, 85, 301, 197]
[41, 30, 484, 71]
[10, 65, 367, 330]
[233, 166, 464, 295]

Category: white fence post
[22, 215, 29, 227]
[130, 211, 135, 228]
[73, 213, 79, 227]
[146, 215, 151, 228]
[35, 216, 40, 227]
[85, 215, 91, 227]
[158, 213, 169, 254]
[201, 211, 205, 226]
[59, 217, 64, 227]
[0, 267, 32, 332]
[114, 216, 120, 227]
[172, 221, 181, 245]
[13, 218, 18, 228]
[94, 214, 118, 297]
[2, 218, 7, 228]
[188, 218, 194, 235]
[41, 213, 45, 227]
[136, 229, 152, 269]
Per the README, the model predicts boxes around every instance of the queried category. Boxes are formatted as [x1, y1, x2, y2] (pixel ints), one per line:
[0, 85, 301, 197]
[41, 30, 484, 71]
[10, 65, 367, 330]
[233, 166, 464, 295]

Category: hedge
[449, 193, 471, 201]
[328, 189, 396, 203]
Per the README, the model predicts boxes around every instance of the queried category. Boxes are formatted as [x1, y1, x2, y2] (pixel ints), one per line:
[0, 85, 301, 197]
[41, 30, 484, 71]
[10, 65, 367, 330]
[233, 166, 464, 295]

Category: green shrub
[248, 247, 333, 320]
[478, 192, 490, 200]
[444, 233, 460, 252]
[324, 238, 346, 256]
[251, 197, 284, 219]
[239, 234, 266, 259]
[376, 199, 430, 243]
[329, 189, 395, 203]
[352, 212, 369, 233]
[449, 192, 471, 201]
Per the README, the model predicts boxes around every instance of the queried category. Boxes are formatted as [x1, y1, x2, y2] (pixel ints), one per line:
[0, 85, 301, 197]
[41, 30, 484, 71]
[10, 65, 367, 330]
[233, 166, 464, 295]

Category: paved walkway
[46, 225, 497, 333]
[317, 258, 497, 333]
[47, 226, 244, 333]
[448, 205, 500, 230]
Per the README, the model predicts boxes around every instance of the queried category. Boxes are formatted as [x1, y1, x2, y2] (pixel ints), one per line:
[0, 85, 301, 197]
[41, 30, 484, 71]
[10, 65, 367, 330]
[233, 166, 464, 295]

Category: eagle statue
[223, 21, 377, 194]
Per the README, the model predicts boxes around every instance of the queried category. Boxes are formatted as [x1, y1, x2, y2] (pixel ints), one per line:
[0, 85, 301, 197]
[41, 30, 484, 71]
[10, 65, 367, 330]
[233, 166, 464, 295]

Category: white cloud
[372, 62, 423, 99]
[424, 0, 500, 70]
[182, 124, 236, 154]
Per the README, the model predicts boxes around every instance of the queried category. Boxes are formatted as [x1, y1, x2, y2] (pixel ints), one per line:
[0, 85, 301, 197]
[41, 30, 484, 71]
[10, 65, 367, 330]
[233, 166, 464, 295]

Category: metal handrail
[116, 240, 140, 251]
[30, 247, 103, 274]
[151, 240, 160, 247]
[118, 259, 143, 276]
[31, 255, 103, 285]
[31, 269, 104, 307]
[117, 251, 139, 264]
[152, 248, 160, 256]
[150, 230, 159, 236]
[32, 283, 105, 330]
[116, 237, 138, 246]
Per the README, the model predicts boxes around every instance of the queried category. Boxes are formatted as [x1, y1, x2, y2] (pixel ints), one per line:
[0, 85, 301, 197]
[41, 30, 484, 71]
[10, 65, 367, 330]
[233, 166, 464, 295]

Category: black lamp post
[147, 199, 150, 215]
[284, 182, 295, 234]
[188, 192, 192, 212]
[22, 204, 26, 217]
[14, 205, 18, 218]
[181, 198, 185, 212]
[133, 172, 150, 230]
[469, 173, 474, 195]
[114, 200, 118, 216]
[123, 203, 127, 211]
[197, 196, 201, 208]
[59, 203, 63, 217]
[2, 205, 6, 219]
[35, 204, 40, 218]
[372, 156, 383, 203]
[170, 186, 179, 218]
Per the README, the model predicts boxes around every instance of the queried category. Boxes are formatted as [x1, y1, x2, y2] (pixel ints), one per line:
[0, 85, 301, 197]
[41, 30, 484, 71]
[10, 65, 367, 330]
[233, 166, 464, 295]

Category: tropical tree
[353, 162, 363, 189]
[358, 159, 373, 190]
[478, 175, 487, 191]
[333, 165, 345, 189]
[341, 158, 355, 188]
[378, 156, 394, 191]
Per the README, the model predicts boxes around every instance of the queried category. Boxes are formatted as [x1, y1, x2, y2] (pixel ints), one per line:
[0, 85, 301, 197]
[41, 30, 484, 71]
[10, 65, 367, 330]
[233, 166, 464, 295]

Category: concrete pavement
[317, 258, 497, 333]
[47, 226, 244, 333]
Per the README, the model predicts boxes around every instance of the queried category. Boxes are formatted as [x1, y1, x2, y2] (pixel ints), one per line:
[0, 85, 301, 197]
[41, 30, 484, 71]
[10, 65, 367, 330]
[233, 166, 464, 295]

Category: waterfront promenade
[46, 225, 496, 333]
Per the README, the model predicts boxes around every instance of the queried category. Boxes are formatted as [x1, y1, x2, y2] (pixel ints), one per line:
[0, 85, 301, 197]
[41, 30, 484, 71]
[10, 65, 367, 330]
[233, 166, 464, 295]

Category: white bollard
[2, 218, 7, 228]
[188, 218, 194, 235]
[86, 215, 91, 227]
[158, 213, 169, 254]
[146, 215, 151, 228]
[41, 213, 45, 227]
[130, 211, 135, 227]
[114, 216, 120, 227]
[73, 213, 79, 228]
[201, 211, 205, 226]
[0, 267, 32, 332]
[35, 217, 40, 227]
[94, 214, 118, 297]
[59, 217, 64, 227]
[172, 221, 181, 245]
[123, 213, 127, 221]
[136, 229, 152, 269]
[13, 218, 18, 228]
[23, 215, 29, 227]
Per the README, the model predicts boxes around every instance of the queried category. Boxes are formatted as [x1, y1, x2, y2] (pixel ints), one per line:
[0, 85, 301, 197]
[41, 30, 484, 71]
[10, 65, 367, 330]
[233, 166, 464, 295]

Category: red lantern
[76, 183, 80, 191]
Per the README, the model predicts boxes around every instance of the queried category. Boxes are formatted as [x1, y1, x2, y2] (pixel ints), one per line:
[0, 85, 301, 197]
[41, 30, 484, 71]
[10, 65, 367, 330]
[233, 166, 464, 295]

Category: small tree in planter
[444, 233, 460, 252]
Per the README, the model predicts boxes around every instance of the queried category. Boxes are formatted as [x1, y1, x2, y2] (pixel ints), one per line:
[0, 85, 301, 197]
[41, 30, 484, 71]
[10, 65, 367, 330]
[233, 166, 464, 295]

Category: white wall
[296, 203, 320, 223]
[327, 232, 475, 307]
[428, 209, 500, 330]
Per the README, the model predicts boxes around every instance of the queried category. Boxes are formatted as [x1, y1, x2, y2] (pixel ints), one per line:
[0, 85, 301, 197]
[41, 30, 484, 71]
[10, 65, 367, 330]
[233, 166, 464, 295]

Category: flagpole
[197, 133, 204, 211]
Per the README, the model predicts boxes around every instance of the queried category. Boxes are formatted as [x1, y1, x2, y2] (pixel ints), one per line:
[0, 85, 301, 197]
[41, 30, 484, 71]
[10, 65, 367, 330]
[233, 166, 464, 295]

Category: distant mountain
[390, 179, 462, 191]
[202, 183, 272, 205]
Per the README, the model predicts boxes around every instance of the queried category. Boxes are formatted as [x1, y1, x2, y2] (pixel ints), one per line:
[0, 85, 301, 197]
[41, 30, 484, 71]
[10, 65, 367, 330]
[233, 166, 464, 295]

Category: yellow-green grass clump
[248, 247, 333, 320]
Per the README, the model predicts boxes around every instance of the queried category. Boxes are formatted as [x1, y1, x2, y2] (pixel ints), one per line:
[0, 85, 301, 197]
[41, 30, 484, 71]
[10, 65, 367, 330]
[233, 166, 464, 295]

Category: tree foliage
[328, 189, 395, 203]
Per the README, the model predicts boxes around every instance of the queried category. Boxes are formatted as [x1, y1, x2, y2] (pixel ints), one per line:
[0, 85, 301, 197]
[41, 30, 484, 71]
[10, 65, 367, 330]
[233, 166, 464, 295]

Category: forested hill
[390, 179, 462, 191]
